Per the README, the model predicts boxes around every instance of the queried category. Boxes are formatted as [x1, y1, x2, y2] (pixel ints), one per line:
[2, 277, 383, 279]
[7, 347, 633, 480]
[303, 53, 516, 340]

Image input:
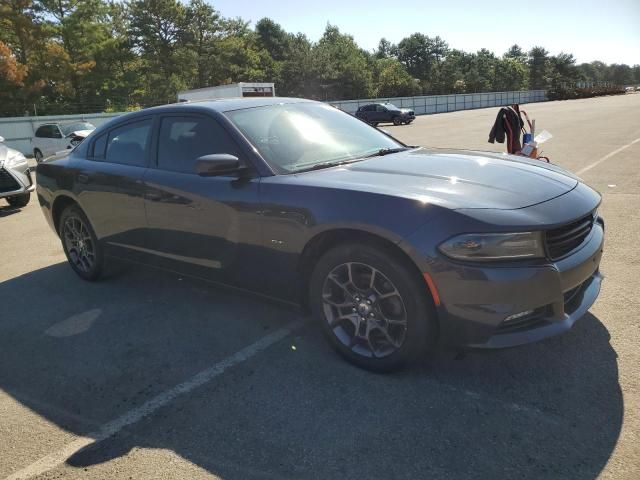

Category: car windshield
[225, 103, 403, 173]
[60, 122, 95, 136]
[384, 103, 399, 109]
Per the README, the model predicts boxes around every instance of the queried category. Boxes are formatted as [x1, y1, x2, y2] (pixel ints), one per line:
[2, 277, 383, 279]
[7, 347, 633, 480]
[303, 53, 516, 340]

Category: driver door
[143, 113, 263, 287]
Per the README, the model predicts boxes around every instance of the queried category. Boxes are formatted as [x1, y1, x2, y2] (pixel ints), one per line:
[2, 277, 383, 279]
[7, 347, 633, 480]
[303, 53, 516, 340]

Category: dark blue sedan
[36, 98, 604, 371]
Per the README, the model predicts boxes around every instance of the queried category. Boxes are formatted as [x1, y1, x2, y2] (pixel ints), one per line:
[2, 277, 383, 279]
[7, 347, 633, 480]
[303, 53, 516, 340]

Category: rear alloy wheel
[393, 117, 402, 126]
[60, 205, 104, 281]
[6, 193, 30, 207]
[310, 244, 436, 371]
[34, 149, 43, 163]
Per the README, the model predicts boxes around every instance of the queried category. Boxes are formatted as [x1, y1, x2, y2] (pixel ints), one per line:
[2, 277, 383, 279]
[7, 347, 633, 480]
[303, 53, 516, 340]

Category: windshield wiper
[293, 158, 363, 173]
[362, 147, 412, 158]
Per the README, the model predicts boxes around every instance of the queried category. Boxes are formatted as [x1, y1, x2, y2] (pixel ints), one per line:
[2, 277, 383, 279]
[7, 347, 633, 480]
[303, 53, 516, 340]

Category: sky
[209, 0, 640, 65]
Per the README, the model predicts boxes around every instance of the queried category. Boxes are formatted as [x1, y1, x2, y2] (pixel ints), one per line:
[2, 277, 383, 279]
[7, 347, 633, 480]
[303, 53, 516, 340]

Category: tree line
[1, 0, 639, 117]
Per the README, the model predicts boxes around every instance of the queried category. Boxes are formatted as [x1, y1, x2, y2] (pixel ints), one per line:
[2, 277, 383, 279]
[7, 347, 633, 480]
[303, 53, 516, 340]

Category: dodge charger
[36, 98, 604, 371]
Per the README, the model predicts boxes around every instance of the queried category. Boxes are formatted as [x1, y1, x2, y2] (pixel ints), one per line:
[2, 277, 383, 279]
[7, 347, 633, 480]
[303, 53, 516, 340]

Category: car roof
[89, 97, 322, 134]
[360, 102, 398, 107]
[146, 97, 316, 113]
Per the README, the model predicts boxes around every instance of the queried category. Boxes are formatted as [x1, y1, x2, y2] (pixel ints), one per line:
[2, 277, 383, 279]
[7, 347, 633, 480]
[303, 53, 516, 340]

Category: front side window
[105, 119, 151, 167]
[157, 116, 239, 174]
[225, 103, 402, 173]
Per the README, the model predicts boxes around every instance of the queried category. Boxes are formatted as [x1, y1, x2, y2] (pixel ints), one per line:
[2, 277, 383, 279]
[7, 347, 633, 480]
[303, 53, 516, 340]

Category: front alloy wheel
[310, 243, 436, 371]
[322, 262, 407, 358]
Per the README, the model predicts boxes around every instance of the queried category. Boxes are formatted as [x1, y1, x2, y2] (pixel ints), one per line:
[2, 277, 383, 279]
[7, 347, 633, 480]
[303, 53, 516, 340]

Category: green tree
[375, 38, 394, 59]
[374, 57, 419, 97]
[311, 25, 374, 100]
[528, 46, 550, 90]
[395, 33, 448, 92]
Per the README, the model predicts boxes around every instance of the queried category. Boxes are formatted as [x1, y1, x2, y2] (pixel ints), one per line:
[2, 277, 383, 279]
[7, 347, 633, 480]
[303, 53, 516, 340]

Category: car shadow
[0, 204, 23, 217]
[0, 262, 622, 479]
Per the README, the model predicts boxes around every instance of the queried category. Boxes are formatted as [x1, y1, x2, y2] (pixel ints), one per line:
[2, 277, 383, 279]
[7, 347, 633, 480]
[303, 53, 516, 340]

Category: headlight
[438, 232, 544, 261]
[5, 152, 27, 168]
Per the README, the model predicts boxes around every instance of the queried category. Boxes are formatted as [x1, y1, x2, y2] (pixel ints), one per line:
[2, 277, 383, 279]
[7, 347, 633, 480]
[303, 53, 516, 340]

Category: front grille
[545, 213, 595, 260]
[0, 168, 20, 193]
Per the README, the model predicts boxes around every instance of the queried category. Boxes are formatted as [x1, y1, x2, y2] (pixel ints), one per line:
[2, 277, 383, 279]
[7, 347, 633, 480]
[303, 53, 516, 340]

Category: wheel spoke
[373, 323, 402, 348]
[327, 274, 354, 299]
[369, 268, 377, 289]
[322, 294, 352, 309]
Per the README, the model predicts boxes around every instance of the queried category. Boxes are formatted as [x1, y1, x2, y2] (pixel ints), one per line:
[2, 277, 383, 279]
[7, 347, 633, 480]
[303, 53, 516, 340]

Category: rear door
[77, 117, 153, 255]
[143, 112, 263, 287]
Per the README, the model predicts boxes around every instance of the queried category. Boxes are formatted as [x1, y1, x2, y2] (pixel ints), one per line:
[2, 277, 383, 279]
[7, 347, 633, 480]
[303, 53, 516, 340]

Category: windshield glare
[61, 122, 95, 136]
[225, 103, 402, 173]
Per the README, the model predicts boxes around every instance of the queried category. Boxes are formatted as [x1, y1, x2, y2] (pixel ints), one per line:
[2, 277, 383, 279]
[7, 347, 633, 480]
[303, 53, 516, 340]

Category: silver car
[0, 136, 34, 207]
[31, 122, 95, 163]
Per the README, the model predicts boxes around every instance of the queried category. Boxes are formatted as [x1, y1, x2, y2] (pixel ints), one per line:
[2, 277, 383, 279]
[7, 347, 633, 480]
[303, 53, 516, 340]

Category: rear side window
[104, 119, 151, 167]
[92, 133, 107, 159]
[35, 125, 60, 138]
[157, 116, 239, 174]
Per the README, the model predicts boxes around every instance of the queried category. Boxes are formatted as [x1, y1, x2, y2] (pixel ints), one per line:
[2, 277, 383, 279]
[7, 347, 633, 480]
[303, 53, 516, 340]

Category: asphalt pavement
[0, 93, 638, 479]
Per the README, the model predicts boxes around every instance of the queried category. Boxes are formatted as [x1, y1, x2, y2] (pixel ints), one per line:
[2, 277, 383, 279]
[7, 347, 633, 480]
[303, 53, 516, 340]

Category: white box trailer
[177, 82, 275, 102]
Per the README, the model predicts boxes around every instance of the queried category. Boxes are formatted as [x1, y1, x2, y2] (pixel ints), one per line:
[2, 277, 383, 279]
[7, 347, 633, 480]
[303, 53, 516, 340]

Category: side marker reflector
[422, 272, 441, 306]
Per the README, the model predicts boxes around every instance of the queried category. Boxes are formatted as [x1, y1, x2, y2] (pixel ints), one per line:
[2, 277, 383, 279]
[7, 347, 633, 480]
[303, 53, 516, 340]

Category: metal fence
[1, 90, 547, 155]
[0, 112, 120, 155]
[329, 90, 547, 115]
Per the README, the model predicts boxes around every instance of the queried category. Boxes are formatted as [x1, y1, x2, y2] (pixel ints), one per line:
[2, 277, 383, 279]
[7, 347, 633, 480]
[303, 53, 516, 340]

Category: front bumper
[432, 222, 604, 348]
[0, 162, 35, 199]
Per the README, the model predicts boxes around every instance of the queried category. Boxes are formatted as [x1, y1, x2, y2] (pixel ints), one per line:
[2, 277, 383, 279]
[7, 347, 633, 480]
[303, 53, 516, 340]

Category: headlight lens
[5, 152, 27, 167]
[438, 232, 544, 261]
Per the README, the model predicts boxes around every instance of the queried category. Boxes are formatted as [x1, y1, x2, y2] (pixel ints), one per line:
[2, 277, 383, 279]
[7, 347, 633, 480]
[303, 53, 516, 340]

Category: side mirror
[195, 154, 244, 177]
[0, 136, 4, 143]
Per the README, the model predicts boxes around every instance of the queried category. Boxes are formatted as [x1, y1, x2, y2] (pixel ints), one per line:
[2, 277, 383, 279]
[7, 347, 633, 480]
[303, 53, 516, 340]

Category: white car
[0, 135, 34, 207]
[31, 121, 95, 162]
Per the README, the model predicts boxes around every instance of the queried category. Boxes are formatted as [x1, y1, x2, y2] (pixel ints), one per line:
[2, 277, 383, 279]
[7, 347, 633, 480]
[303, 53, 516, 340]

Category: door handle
[77, 173, 89, 184]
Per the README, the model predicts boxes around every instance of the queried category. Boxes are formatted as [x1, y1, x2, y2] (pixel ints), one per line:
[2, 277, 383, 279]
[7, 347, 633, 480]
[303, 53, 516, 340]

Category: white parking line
[576, 136, 640, 175]
[5, 322, 302, 480]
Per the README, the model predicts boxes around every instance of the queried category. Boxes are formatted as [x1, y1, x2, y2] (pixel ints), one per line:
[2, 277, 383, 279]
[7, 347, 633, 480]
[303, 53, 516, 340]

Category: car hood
[0, 143, 22, 165]
[67, 129, 93, 138]
[292, 148, 579, 210]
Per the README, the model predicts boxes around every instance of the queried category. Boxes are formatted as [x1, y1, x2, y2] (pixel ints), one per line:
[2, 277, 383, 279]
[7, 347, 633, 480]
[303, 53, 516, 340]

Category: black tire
[34, 149, 43, 163]
[310, 243, 437, 372]
[6, 193, 30, 207]
[392, 117, 402, 126]
[59, 205, 105, 281]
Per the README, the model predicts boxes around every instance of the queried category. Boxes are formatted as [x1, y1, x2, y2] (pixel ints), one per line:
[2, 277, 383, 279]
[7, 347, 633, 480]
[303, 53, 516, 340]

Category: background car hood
[292, 148, 579, 210]
[68, 129, 93, 138]
[0, 143, 20, 165]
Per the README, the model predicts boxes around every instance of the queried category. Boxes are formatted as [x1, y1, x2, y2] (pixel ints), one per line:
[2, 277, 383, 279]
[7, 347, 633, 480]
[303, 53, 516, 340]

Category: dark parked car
[355, 102, 415, 126]
[36, 98, 604, 371]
